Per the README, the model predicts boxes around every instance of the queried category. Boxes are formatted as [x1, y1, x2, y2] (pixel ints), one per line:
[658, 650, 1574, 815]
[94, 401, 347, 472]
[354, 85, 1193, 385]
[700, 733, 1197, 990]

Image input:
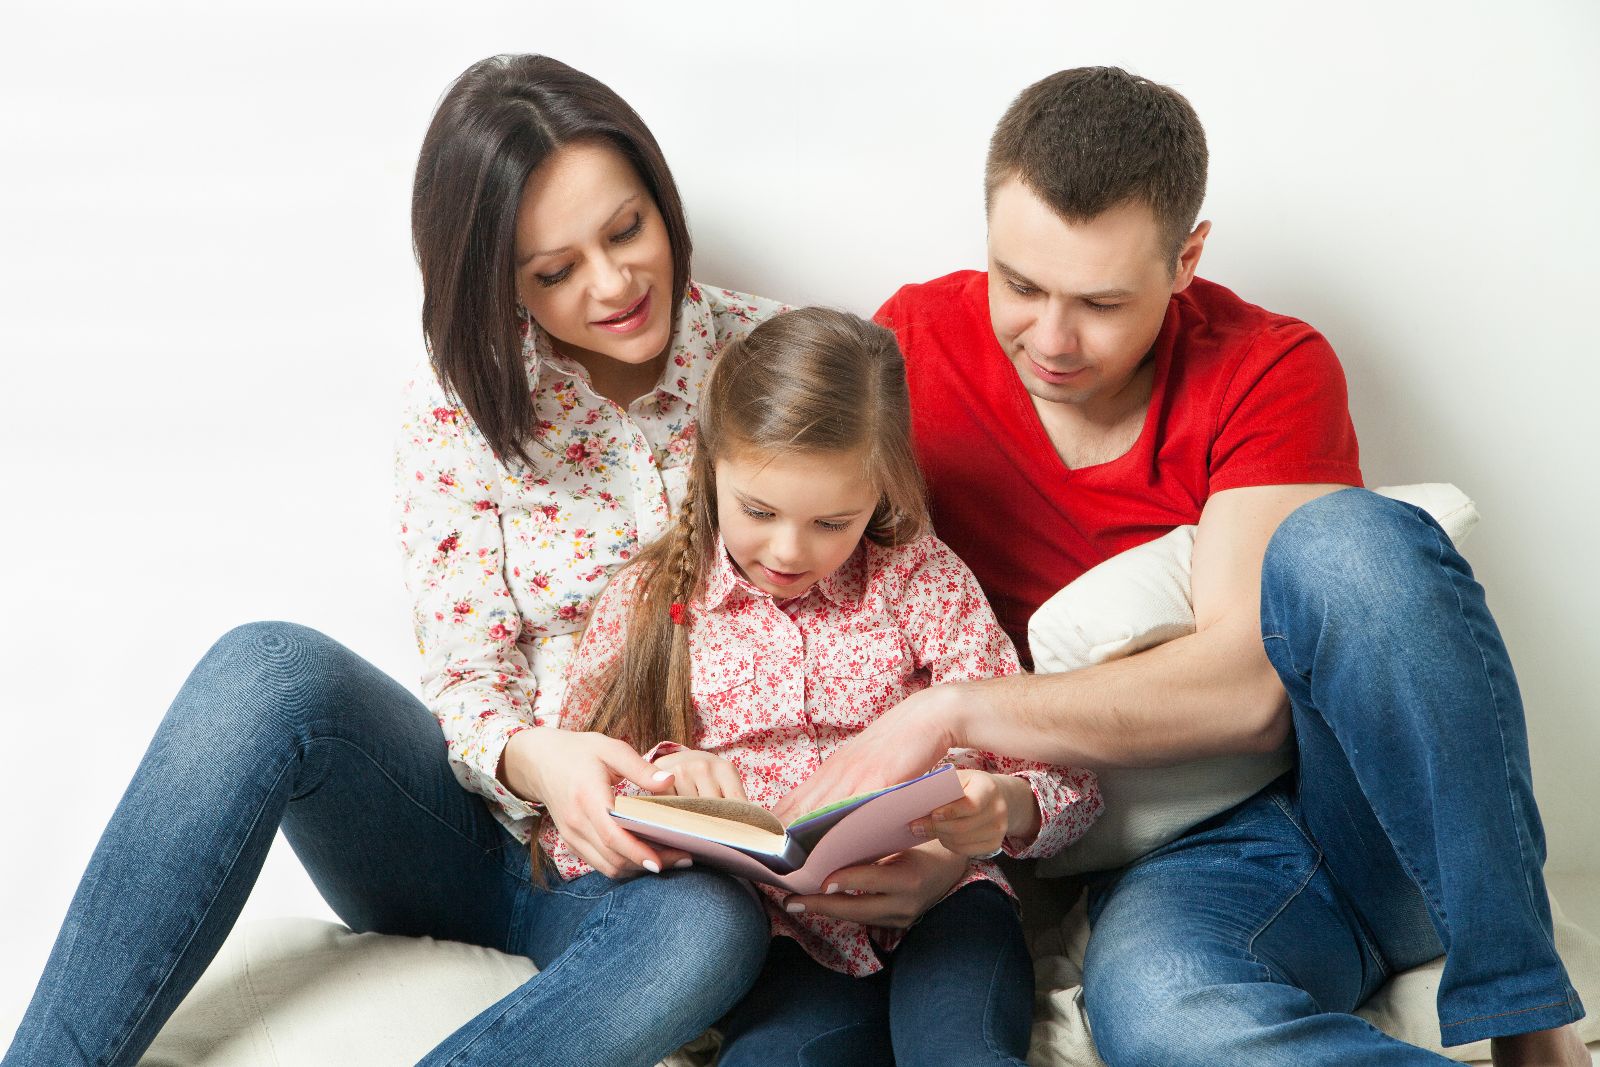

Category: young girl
[544, 307, 1103, 1066]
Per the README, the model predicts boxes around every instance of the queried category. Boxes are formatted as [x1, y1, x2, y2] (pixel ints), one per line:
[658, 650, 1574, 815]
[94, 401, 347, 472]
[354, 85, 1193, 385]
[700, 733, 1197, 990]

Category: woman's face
[513, 141, 675, 369]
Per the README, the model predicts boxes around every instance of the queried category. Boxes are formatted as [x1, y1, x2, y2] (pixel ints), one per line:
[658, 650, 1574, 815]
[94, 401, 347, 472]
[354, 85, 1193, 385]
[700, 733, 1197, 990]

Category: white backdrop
[4, 0, 1598, 1043]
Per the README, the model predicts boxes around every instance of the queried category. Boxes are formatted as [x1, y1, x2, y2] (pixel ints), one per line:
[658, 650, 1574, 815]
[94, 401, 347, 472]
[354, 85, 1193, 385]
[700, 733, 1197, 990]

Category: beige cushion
[146, 893, 1599, 1066]
[1032, 483, 1479, 877]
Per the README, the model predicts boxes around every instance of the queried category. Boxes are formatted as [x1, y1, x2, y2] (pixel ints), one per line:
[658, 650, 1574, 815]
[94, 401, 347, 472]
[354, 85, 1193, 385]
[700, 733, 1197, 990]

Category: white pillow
[1031, 484, 1478, 878]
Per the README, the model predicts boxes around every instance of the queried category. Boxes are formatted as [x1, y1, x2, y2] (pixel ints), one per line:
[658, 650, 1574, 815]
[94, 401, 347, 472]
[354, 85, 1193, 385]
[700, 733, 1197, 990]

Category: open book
[609, 765, 966, 894]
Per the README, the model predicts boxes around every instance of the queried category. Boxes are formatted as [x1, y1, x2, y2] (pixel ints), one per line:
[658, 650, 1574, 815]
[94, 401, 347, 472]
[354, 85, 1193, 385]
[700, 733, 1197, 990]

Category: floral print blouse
[549, 533, 1103, 977]
[395, 283, 787, 836]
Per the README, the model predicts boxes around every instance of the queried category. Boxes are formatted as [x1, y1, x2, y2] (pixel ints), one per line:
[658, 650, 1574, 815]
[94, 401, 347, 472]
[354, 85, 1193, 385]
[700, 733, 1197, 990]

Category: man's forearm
[941, 611, 1289, 770]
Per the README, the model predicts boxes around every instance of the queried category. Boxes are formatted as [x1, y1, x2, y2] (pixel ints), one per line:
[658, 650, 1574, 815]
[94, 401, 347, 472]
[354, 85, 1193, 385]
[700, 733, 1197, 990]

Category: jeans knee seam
[294, 735, 527, 883]
[441, 892, 621, 1064]
[107, 755, 299, 1065]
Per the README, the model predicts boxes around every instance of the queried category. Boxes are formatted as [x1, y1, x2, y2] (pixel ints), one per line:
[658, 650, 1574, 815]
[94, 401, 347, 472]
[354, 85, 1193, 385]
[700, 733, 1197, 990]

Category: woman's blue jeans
[1082, 489, 1584, 1065]
[4, 622, 770, 1067]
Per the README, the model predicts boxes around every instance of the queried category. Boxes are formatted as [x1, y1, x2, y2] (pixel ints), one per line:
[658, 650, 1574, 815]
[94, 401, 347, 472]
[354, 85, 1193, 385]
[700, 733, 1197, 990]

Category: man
[780, 67, 1585, 1065]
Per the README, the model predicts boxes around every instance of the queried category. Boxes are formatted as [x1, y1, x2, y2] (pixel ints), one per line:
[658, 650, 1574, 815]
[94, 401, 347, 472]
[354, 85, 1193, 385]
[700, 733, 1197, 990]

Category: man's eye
[535, 265, 572, 288]
[1085, 301, 1122, 313]
[1006, 280, 1036, 297]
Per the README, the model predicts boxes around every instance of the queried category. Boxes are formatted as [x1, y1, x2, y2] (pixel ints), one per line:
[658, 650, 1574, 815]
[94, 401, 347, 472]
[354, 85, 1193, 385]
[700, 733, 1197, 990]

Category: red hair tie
[669, 603, 688, 626]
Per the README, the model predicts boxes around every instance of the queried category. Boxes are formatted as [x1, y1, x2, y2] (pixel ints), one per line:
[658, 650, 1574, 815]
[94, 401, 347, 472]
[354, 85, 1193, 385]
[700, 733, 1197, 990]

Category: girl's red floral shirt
[395, 284, 786, 836]
[551, 533, 1103, 977]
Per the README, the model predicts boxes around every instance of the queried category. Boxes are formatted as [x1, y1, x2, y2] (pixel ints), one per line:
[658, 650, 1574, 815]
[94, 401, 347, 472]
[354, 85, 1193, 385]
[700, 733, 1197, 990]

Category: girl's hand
[782, 840, 969, 929]
[910, 770, 1041, 857]
[652, 749, 748, 801]
[502, 728, 690, 879]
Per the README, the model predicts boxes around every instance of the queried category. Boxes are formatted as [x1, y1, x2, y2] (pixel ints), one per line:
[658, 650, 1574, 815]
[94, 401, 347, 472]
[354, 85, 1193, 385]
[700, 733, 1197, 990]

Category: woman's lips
[759, 564, 807, 587]
[593, 290, 652, 333]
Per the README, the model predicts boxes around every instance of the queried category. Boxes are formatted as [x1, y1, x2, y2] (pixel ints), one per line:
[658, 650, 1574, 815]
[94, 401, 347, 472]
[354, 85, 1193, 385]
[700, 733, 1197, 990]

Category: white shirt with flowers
[395, 283, 787, 836]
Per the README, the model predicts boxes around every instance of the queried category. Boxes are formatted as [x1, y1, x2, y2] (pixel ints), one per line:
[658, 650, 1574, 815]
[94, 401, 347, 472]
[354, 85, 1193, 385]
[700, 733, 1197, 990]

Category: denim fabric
[1081, 489, 1583, 1066]
[5, 622, 770, 1067]
[718, 882, 1034, 1066]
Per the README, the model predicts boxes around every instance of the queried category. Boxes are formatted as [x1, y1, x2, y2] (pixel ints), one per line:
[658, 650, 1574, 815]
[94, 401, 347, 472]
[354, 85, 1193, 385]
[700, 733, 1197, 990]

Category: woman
[6, 54, 783, 1067]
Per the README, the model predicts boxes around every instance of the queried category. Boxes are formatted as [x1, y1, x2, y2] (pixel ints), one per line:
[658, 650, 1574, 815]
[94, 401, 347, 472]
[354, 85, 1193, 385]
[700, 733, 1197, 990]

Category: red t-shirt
[875, 270, 1363, 657]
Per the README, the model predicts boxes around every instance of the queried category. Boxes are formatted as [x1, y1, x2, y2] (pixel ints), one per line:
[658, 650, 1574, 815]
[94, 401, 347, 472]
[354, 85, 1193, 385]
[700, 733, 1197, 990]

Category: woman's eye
[816, 519, 850, 532]
[534, 265, 572, 288]
[610, 214, 643, 244]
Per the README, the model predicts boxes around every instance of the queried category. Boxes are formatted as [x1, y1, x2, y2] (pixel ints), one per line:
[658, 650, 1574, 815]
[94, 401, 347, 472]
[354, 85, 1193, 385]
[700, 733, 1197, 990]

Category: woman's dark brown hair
[412, 54, 693, 468]
[582, 307, 930, 750]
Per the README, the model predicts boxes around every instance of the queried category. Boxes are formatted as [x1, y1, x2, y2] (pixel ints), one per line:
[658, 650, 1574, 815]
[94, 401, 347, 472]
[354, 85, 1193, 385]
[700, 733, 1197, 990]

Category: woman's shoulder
[689, 281, 791, 342]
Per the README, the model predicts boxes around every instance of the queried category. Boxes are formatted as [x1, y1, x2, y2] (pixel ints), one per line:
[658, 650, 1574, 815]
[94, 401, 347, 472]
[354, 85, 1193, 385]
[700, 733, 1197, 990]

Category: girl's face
[715, 448, 881, 601]
[513, 141, 675, 371]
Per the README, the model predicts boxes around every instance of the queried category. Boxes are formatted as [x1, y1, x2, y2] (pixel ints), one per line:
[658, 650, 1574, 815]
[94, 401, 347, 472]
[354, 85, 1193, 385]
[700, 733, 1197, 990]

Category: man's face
[986, 181, 1204, 416]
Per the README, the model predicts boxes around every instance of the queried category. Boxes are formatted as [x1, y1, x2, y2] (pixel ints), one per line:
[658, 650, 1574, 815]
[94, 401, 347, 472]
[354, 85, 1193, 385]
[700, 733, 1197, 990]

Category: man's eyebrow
[516, 195, 641, 267]
[993, 259, 1133, 300]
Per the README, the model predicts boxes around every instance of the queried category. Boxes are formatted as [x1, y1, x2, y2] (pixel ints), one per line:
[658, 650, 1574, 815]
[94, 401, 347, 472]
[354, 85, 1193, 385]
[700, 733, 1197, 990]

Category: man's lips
[1029, 356, 1087, 385]
[593, 290, 652, 332]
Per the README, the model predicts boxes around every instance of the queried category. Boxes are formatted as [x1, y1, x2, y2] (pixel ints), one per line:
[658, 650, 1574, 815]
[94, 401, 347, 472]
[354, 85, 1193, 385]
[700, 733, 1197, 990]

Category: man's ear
[1171, 220, 1212, 294]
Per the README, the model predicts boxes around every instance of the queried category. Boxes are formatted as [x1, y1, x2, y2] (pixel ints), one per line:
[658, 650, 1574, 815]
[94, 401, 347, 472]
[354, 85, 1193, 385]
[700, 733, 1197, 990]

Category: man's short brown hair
[985, 66, 1208, 267]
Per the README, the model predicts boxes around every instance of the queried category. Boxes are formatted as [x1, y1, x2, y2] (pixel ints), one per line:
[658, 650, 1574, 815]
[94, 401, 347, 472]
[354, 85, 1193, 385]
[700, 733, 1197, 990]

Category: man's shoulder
[876, 270, 987, 331]
[1176, 277, 1323, 353]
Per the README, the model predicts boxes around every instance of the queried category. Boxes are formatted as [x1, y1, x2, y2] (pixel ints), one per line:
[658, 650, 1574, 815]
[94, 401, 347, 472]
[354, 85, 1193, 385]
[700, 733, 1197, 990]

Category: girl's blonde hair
[584, 307, 930, 749]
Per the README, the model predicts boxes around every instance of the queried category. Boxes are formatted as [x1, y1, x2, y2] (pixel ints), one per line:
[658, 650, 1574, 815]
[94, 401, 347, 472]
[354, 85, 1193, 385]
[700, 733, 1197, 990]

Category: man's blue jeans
[4, 622, 770, 1067]
[1081, 489, 1584, 1065]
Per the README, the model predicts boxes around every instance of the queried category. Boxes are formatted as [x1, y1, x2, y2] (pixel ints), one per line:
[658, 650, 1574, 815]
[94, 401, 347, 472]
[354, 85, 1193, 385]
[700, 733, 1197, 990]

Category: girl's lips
[759, 564, 807, 587]
[593, 290, 652, 333]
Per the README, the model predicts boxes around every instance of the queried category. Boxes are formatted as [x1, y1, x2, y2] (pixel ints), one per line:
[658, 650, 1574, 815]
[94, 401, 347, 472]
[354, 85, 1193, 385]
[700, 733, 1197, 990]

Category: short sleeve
[1208, 325, 1363, 493]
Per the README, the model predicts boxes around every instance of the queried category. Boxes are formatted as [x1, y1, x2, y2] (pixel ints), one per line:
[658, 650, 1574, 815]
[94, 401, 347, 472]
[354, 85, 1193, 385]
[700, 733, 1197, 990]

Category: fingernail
[909, 822, 929, 837]
[785, 901, 805, 914]
[643, 860, 661, 874]
[825, 883, 840, 895]
[652, 771, 673, 782]
[673, 857, 693, 869]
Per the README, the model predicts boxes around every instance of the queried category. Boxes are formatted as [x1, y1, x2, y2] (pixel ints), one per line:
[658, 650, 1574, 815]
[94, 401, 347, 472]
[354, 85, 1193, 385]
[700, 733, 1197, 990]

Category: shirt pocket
[690, 651, 757, 748]
[807, 628, 913, 730]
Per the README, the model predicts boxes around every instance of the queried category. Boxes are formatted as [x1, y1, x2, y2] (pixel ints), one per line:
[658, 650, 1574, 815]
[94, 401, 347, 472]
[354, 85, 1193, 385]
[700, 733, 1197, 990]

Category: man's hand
[780, 840, 969, 929]
[909, 770, 1040, 856]
[501, 728, 689, 879]
[652, 748, 748, 801]
[773, 686, 962, 822]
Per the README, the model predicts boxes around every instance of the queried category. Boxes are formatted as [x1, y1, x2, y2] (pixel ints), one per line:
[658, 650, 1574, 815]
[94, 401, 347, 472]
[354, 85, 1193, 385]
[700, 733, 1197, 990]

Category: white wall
[3, 0, 1597, 1042]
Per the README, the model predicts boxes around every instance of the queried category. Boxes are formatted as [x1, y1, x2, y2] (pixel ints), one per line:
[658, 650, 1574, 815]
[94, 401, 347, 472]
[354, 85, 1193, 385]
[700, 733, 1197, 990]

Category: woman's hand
[652, 749, 748, 801]
[501, 728, 690, 879]
[780, 840, 969, 929]
[909, 770, 1041, 857]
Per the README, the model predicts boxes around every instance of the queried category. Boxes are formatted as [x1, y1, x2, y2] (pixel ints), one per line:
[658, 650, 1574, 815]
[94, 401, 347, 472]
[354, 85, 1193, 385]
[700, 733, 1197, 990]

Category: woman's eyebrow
[517, 194, 642, 266]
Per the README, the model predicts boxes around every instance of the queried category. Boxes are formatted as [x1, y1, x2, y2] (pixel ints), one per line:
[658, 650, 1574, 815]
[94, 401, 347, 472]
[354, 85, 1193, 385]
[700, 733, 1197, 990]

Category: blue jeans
[4, 622, 770, 1067]
[717, 881, 1034, 1066]
[1082, 489, 1584, 1066]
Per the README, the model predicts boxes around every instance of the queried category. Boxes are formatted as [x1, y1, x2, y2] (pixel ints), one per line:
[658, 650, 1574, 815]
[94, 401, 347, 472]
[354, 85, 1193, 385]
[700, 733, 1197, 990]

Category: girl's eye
[816, 519, 851, 532]
[740, 505, 773, 521]
[610, 214, 644, 244]
[534, 265, 572, 288]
